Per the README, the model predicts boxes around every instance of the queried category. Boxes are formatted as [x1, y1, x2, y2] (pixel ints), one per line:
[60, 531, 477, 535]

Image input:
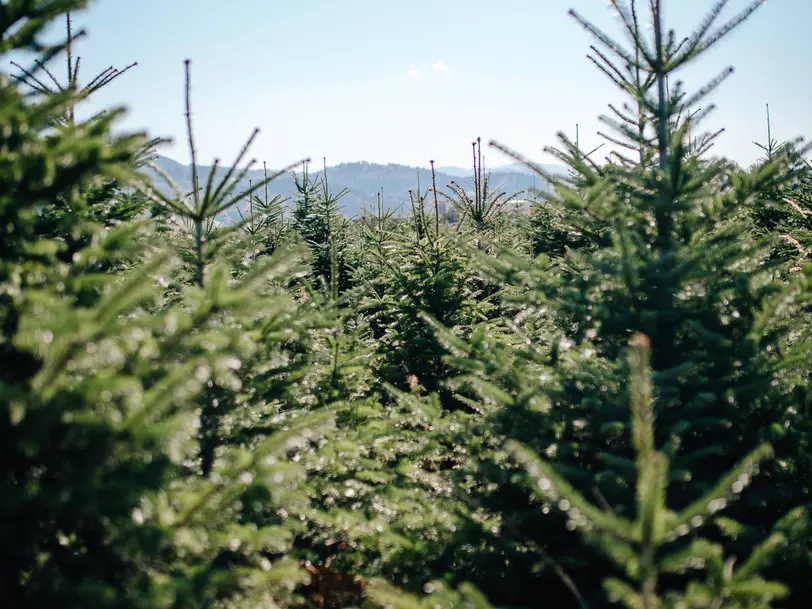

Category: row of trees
[2, 1, 811, 608]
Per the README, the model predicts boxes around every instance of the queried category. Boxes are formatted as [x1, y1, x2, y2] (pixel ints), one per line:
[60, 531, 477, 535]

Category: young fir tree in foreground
[421, 0, 812, 606]
[1, 5, 344, 607]
[144, 58, 327, 480]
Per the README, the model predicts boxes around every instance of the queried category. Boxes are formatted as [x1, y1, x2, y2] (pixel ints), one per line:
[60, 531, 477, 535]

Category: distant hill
[437, 162, 567, 178]
[143, 156, 567, 218]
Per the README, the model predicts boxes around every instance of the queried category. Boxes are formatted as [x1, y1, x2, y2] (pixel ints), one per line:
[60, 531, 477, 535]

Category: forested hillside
[2, 1, 811, 609]
[147, 156, 562, 218]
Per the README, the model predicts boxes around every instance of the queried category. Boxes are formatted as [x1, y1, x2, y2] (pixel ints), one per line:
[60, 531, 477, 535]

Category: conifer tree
[428, 1, 812, 605]
[11, 10, 137, 126]
[143, 59, 324, 479]
[354, 170, 494, 401]
[748, 106, 812, 276]
[236, 164, 291, 261]
[441, 137, 519, 251]
[9, 6, 159, 263]
[2, 7, 341, 607]
[291, 160, 354, 295]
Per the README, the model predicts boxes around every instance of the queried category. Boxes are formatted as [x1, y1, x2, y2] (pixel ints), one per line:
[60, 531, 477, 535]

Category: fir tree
[427, 1, 812, 606]
[11, 9, 137, 126]
[292, 160, 354, 295]
[748, 105, 812, 275]
[236, 163, 291, 261]
[354, 171, 494, 401]
[2, 8, 341, 607]
[441, 137, 520, 251]
[143, 59, 316, 478]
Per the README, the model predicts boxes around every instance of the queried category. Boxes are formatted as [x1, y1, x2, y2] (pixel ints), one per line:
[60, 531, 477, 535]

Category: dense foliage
[2, 1, 810, 609]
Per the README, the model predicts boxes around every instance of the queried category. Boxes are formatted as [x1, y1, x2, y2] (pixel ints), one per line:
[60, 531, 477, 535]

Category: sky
[28, 0, 812, 170]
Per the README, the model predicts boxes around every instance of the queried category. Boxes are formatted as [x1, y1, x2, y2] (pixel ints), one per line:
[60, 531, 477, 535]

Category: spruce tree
[236, 164, 291, 261]
[427, 1, 812, 606]
[441, 137, 520, 251]
[291, 160, 354, 295]
[144, 59, 320, 479]
[354, 170, 494, 401]
[748, 106, 812, 276]
[1, 6, 341, 607]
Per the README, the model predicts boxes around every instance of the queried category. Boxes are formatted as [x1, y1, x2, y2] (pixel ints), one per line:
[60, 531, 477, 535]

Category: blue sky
[40, 0, 812, 169]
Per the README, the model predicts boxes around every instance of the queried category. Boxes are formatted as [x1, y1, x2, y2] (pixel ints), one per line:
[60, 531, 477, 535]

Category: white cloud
[434, 60, 450, 74]
[407, 64, 421, 78]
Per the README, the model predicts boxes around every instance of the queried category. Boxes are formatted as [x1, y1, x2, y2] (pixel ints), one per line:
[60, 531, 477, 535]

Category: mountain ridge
[144, 155, 567, 217]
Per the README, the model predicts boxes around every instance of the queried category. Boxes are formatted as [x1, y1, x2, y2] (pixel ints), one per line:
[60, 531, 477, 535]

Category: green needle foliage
[510, 333, 793, 609]
[145, 60, 306, 291]
[354, 177, 494, 401]
[2, 1, 811, 609]
[236, 164, 291, 261]
[748, 106, 812, 276]
[141, 60, 325, 479]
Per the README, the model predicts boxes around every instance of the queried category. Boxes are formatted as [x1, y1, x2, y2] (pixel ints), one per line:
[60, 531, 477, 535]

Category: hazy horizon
[23, 0, 812, 170]
[153, 152, 563, 174]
